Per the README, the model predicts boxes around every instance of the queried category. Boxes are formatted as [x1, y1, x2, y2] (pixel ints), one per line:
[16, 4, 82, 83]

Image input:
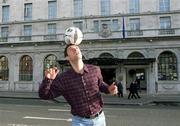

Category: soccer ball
[64, 27, 83, 45]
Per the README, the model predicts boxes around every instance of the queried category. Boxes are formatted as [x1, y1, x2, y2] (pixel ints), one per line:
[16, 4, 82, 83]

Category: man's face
[66, 45, 82, 61]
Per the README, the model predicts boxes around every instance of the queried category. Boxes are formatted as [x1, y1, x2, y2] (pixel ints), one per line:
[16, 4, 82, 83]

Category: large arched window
[99, 53, 114, 58]
[158, 51, 178, 80]
[128, 52, 144, 59]
[0, 56, 9, 80]
[19, 55, 33, 81]
[43, 54, 57, 72]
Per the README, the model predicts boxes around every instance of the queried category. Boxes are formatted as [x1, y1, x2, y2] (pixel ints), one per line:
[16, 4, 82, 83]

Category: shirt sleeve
[38, 74, 63, 100]
[97, 66, 110, 94]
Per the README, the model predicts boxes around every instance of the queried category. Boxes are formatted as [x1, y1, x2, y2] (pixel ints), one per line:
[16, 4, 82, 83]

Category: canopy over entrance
[57, 58, 156, 66]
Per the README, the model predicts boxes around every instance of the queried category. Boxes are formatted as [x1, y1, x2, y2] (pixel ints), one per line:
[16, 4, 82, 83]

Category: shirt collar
[83, 64, 89, 73]
[70, 64, 89, 74]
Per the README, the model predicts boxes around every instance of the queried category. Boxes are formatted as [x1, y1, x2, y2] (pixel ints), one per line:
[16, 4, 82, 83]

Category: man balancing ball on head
[38, 27, 118, 126]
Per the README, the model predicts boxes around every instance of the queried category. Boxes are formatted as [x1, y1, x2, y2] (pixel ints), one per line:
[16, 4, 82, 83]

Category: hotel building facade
[0, 0, 180, 94]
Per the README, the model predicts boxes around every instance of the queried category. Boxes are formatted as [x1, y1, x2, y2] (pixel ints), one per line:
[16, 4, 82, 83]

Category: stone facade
[0, 0, 180, 94]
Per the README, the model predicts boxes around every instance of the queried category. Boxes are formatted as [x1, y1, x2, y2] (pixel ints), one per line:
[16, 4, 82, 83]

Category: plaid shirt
[39, 64, 110, 117]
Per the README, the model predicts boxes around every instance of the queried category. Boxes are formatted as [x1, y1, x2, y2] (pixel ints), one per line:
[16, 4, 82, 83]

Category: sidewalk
[0, 91, 180, 106]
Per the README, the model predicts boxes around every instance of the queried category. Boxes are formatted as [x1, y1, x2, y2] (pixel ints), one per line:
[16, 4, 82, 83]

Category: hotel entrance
[126, 68, 146, 93]
[101, 68, 116, 85]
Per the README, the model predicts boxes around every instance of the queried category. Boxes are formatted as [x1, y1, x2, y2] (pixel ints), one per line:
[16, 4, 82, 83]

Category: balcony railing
[19, 36, 32, 41]
[43, 34, 57, 40]
[158, 29, 175, 35]
[127, 30, 143, 36]
[1, 28, 180, 44]
[0, 37, 8, 42]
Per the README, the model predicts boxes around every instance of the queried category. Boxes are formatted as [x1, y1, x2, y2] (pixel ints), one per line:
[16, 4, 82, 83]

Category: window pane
[93, 20, 99, 32]
[0, 56, 9, 81]
[48, 23, 56, 34]
[74, 0, 83, 17]
[1, 27, 8, 37]
[48, 1, 57, 19]
[24, 25, 32, 36]
[159, 0, 170, 12]
[73, 21, 83, 31]
[112, 19, 119, 31]
[24, 3, 32, 20]
[2, 5, 9, 23]
[129, 0, 139, 13]
[160, 16, 171, 29]
[101, 0, 110, 15]
[19, 55, 33, 81]
[129, 18, 140, 30]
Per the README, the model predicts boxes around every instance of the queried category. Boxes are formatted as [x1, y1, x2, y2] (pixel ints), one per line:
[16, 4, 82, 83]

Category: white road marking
[48, 109, 70, 112]
[0, 109, 15, 112]
[24, 116, 72, 122]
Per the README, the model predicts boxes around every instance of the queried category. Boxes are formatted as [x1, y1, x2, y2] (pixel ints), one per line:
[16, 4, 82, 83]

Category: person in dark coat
[117, 81, 123, 97]
[134, 80, 141, 98]
[128, 81, 137, 99]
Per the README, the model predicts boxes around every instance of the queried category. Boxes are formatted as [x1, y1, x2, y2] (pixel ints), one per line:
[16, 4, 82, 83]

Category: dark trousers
[117, 91, 123, 97]
[128, 92, 137, 99]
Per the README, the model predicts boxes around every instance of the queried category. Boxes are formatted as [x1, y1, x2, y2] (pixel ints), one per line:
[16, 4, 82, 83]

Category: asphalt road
[0, 98, 180, 126]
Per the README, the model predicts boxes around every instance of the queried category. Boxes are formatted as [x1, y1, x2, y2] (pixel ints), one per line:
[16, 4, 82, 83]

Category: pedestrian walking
[128, 81, 137, 99]
[117, 81, 123, 97]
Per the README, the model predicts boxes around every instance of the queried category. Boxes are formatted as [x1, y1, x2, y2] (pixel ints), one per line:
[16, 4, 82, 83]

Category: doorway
[101, 68, 116, 85]
[126, 68, 146, 93]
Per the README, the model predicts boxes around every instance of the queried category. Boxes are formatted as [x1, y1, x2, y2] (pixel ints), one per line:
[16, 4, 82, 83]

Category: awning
[57, 58, 156, 66]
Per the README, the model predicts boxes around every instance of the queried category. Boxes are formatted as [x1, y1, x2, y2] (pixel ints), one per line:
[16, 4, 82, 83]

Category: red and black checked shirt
[39, 64, 110, 117]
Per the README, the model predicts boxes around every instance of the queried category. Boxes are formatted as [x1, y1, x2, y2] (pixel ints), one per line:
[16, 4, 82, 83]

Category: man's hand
[108, 82, 118, 95]
[45, 67, 59, 80]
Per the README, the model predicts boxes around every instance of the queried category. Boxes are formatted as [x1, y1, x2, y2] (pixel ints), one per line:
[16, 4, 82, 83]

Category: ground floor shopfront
[0, 39, 180, 94]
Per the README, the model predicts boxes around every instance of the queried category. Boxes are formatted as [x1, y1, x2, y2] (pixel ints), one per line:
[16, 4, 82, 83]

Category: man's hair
[64, 44, 74, 57]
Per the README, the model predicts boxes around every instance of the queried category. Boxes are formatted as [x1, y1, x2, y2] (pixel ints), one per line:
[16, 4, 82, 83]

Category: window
[43, 55, 57, 75]
[160, 16, 171, 29]
[99, 53, 114, 58]
[1, 27, 8, 37]
[101, 20, 111, 30]
[20, 25, 32, 41]
[159, 0, 170, 12]
[0, 56, 8, 81]
[101, 0, 110, 15]
[73, 21, 83, 31]
[158, 51, 178, 80]
[24, 25, 32, 36]
[19, 55, 33, 81]
[112, 19, 119, 31]
[128, 18, 143, 36]
[48, 23, 56, 34]
[48, 1, 57, 19]
[93, 20, 99, 32]
[129, 0, 139, 13]
[128, 52, 144, 59]
[74, 0, 83, 17]
[24, 3, 32, 20]
[129, 18, 140, 30]
[2, 5, 9, 23]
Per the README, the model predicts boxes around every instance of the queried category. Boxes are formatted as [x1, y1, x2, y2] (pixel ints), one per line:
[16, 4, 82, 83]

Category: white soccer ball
[64, 27, 83, 45]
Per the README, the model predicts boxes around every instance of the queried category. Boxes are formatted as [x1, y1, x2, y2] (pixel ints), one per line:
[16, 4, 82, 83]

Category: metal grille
[158, 51, 178, 80]
[43, 55, 57, 76]
[19, 55, 33, 81]
[0, 56, 9, 80]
